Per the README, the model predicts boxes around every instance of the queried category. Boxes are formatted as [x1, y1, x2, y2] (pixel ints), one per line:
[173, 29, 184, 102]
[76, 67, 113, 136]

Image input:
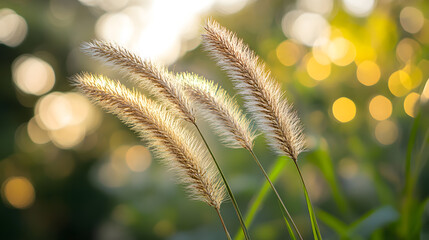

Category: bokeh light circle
[332, 97, 356, 123]
[369, 95, 392, 121]
[12, 55, 55, 96]
[2, 177, 35, 209]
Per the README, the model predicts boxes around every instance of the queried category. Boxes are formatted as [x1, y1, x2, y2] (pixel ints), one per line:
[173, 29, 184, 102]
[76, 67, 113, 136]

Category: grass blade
[278, 200, 297, 240]
[234, 157, 287, 240]
[294, 161, 322, 240]
[249, 150, 302, 239]
[195, 125, 251, 240]
[347, 206, 398, 238]
[316, 209, 348, 237]
[306, 143, 348, 214]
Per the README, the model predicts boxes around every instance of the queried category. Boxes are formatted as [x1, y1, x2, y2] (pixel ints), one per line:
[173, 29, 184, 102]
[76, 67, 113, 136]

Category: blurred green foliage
[1, 0, 429, 239]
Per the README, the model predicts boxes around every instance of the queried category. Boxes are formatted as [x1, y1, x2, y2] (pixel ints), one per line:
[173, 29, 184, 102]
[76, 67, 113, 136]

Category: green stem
[216, 207, 232, 240]
[234, 157, 286, 240]
[404, 112, 420, 195]
[249, 150, 302, 240]
[293, 160, 323, 240]
[194, 124, 251, 240]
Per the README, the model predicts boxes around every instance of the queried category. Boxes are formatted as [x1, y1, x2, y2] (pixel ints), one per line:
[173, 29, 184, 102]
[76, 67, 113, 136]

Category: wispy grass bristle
[177, 72, 256, 150]
[72, 73, 225, 209]
[81, 40, 195, 123]
[202, 19, 305, 161]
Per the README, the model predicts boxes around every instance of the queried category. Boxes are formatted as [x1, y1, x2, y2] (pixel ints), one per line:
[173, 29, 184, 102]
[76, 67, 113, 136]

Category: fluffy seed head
[72, 73, 225, 209]
[81, 40, 195, 123]
[202, 19, 305, 161]
[177, 72, 256, 150]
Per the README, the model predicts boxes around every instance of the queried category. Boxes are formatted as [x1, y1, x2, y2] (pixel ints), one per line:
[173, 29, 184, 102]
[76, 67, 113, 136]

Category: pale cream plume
[81, 40, 195, 123]
[72, 73, 225, 209]
[202, 19, 305, 161]
[177, 72, 256, 151]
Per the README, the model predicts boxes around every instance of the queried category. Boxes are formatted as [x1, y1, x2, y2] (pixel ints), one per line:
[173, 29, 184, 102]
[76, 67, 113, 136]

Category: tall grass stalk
[203, 19, 321, 239]
[179, 72, 300, 239]
[195, 124, 251, 240]
[249, 150, 302, 240]
[82, 41, 251, 239]
[72, 73, 231, 238]
[293, 161, 323, 240]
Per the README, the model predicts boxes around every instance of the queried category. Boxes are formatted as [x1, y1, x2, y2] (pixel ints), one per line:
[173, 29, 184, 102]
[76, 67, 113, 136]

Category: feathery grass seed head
[81, 40, 195, 123]
[202, 19, 305, 161]
[71, 73, 225, 209]
[177, 72, 256, 150]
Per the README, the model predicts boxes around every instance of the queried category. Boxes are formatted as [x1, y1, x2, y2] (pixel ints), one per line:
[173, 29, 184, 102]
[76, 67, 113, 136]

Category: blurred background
[1, 0, 429, 239]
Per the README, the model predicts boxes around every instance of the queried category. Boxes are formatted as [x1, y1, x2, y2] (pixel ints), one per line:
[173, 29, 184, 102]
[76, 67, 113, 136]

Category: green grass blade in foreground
[347, 205, 398, 238]
[316, 209, 348, 238]
[278, 200, 297, 240]
[234, 157, 287, 240]
[194, 125, 251, 240]
[306, 144, 348, 214]
[293, 161, 322, 240]
[404, 112, 421, 194]
[249, 150, 302, 240]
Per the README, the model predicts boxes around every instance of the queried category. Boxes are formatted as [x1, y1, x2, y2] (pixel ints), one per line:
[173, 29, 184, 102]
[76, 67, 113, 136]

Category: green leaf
[306, 141, 348, 214]
[278, 200, 297, 240]
[409, 198, 429, 238]
[347, 206, 399, 238]
[316, 209, 348, 237]
[234, 157, 287, 240]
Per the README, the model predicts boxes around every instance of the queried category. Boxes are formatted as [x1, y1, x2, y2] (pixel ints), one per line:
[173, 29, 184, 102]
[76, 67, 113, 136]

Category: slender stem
[216, 207, 232, 240]
[404, 112, 420, 195]
[248, 150, 303, 240]
[194, 124, 251, 240]
[293, 160, 322, 240]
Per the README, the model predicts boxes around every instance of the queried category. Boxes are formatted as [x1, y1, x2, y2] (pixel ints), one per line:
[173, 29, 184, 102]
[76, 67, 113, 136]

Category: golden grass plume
[81, 40, 195, 123]
[202, 19, 305, 161]
[72, 72, 225, 209]
[177, 72, 256, 150]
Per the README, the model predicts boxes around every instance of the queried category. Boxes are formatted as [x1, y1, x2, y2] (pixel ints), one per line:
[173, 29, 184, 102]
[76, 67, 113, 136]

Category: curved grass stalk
[249, 150, 302, 240]
[216, 207, 232, 240]
[195, 124, 251, 240]
[293, 161, 323, 240]
[234, 157, 287, 240]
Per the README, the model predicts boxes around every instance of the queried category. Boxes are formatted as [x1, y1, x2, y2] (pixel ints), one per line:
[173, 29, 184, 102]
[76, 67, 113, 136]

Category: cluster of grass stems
[72, 19, 327, 240]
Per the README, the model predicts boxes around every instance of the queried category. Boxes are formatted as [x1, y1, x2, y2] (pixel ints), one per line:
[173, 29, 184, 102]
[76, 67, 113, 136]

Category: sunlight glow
[342, 0, 375, 17]
[283, 11, 330, 47]
[92, 0, 251, 65]
[297, 0, 333, 16]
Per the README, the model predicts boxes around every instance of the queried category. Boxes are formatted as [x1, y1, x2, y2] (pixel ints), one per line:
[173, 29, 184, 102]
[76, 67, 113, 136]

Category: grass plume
[202, 19, 305, 161]
[71, 73, 225, 209]
[82, 41, 251, 239]
[81, 40, 196, 123]
[177, 72, 256, 150]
